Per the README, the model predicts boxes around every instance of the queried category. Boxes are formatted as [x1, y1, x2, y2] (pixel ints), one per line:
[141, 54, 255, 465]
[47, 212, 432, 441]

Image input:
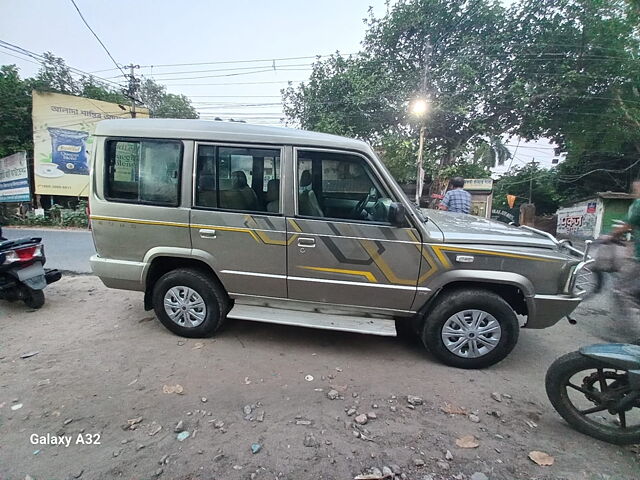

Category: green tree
[139, 78, 198, 119]
[0, 65, 32, 158]
[31, 52, 80, 95]
[509, 0, 640, 197]
[472, 136, 512, 169]
[494, 165, 561, 215]
[283, 0, 516, 175]
[79, 76, 128, 104]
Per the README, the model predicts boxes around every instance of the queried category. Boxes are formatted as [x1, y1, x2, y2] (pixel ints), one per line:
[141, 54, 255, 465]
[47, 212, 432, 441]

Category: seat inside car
[266, 179, 279, 213]
[298, 170, 323, 217]
[222, 171, 259, 211]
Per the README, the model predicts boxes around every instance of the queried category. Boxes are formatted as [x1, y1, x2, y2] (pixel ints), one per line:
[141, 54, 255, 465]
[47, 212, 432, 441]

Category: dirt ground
[1, 275, 639, 480]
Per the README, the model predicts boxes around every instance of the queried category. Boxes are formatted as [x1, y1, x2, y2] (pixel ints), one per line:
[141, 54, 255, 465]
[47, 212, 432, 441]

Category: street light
[409, 97, 429, 205]
[410, 98, 429, 117]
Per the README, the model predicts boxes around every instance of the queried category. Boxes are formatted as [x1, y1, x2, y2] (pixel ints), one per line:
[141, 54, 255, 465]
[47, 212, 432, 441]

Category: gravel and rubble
[0, 275, 638, 479]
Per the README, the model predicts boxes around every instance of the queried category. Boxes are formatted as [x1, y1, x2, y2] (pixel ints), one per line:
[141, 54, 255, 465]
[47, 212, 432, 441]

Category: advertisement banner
[32, 91, 149, 197]
[463, 178, 494, 191]
[0, 151, 30, 203]
[557, 204, 597, 238]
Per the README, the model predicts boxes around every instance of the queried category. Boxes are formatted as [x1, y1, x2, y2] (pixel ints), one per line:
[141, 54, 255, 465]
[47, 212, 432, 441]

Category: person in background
[610, 179, 640, 305]
[439, 176, 472, 214]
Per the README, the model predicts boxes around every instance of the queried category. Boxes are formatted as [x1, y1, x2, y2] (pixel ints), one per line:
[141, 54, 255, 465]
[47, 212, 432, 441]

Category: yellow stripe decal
[299, 266, 378, 283]
[90, 215, 189, 228]
[432, 245, 559, 263]
[432, 245, 453, 268]
[359, 239, 418, 286]
[288, 219, 303, 232]
[407, 230, 439, 284]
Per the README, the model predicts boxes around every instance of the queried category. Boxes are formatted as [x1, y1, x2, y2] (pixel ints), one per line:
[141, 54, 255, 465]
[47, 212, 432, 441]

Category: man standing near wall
[439, 177, 472, 214]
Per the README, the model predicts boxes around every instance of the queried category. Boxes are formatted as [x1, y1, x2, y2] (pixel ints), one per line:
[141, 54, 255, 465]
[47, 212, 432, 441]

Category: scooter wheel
[24, 290, 45, 309]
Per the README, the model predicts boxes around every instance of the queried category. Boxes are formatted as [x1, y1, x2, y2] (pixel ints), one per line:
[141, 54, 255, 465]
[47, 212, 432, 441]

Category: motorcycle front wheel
[546, 351, 640, 444]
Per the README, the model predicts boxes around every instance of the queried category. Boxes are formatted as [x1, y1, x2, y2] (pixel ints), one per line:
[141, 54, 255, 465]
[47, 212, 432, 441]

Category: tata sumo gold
[89, 119, 592, 368]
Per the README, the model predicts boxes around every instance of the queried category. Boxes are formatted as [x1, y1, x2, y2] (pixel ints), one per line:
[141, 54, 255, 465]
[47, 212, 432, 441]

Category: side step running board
[227, 304, 397, 337]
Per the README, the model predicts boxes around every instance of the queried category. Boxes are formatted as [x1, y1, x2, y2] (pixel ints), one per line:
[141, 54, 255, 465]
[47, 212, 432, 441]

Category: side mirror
[388, 202, 407, 227]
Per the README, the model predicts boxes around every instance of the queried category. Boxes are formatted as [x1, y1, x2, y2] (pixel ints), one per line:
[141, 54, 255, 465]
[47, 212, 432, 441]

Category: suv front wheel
[152, 268, 228, 338]
[421, 289, 519, 369]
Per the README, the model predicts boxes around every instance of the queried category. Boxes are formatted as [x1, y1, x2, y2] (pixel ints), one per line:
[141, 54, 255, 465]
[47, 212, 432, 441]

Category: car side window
[296, 150, 393, 223]
[105, 139, 181, 206]
[195, 145, 281, 213]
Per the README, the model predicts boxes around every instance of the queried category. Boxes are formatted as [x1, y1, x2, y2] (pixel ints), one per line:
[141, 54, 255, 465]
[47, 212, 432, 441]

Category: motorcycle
[546, 343, 640, 444]
[0, 226, 61, 309]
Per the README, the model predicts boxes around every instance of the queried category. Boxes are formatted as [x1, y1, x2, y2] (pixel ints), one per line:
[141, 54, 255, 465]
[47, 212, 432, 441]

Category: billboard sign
[464, 178, 494, 191]
[32, 91, 148, 197]
[0, 151, 30, 203]
[557, 203, 597, 238]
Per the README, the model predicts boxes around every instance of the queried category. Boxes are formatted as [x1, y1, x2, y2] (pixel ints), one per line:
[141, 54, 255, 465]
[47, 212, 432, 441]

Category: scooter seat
[580, 343, 640, 370]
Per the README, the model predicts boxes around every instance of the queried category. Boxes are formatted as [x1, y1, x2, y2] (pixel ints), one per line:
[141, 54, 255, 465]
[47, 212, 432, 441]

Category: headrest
[231, 170, 248, 188]
[300, 170, 312, 188]
[266, 179, 279, 201]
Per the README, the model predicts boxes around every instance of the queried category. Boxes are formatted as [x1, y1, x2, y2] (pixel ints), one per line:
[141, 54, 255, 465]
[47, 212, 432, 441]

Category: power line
[69, 0, 125, 76]
[89, 53, 359, 73]
[0, 40, 124, 89]
[161, 80, 303, 87]
[104, 62, 315, 79]
[0, 50, 42, 67]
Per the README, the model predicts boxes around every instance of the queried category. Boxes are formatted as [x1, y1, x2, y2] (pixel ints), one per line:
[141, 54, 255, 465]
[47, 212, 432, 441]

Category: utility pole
[528, 158, 536, 204]
[124, 64, 140, 118]
[415, 40, 432, 206]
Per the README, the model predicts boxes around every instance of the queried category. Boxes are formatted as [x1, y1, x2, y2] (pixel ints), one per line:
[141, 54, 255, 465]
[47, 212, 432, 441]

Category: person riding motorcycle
[608, 180, 640, 304]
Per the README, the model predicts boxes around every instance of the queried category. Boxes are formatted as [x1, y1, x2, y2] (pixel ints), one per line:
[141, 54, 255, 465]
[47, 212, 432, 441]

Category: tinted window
[105, 139, 181, 205]
[297, 151, 392, 223]
[195, 145, 281, 213]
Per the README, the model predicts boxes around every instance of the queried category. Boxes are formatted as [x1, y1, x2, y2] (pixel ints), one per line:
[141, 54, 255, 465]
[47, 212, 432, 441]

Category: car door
[191, 143, 287, 298]
[286, 148, 423, 312]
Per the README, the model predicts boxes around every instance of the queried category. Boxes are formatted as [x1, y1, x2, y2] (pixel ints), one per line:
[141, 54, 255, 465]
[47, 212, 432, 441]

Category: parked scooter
[546, 344, 640, 444]
[0, 226, 61, 309]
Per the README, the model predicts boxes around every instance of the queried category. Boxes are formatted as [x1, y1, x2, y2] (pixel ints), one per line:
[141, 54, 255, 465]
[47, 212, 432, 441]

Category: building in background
[32, 91, 148, 199]
[556, 192, 635, 239]
[464, 178, 493, 218]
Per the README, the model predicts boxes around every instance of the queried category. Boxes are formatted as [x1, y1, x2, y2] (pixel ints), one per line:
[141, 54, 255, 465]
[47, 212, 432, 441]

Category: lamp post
[410, 98, 429, 206]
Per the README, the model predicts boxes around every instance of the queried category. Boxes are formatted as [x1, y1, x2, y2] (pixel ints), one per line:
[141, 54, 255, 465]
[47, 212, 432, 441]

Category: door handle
[199, 229, 217, 239]
[297, 237, 316, 248]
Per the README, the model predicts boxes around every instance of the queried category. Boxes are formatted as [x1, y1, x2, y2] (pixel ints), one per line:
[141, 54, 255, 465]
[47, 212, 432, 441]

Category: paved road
[2, 227, 94, 273]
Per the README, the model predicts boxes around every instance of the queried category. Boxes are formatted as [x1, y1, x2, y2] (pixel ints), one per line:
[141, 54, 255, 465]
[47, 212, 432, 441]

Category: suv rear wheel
[152, 268, 228, 338]
[421, 289, 519, 369]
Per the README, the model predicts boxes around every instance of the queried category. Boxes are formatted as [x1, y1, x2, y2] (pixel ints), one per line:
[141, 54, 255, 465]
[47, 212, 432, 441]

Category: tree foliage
[0, 65, 32, 158]
[139, 78, 198, 119]
[284, 0, 640, 204]
[493, 164, 561, 215]
[283, 0, 517, 177]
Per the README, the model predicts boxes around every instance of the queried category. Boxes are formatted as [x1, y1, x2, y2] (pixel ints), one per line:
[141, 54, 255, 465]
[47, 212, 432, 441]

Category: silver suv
[89, 119, 591, 369]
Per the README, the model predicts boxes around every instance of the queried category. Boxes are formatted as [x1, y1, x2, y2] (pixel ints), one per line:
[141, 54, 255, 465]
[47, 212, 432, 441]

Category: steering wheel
[350, 188, 377, 219]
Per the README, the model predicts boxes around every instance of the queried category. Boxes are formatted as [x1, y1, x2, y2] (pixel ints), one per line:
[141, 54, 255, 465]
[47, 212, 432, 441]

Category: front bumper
[526, 294, 582, 329]
[517, 227, 595, 328]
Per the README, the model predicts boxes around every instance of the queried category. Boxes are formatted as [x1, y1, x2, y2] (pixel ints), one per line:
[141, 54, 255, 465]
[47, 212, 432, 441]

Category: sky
[0, 0, 557, 173]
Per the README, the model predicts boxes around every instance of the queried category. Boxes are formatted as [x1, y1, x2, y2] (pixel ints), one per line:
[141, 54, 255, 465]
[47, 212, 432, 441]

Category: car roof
[94, 118, 370, 150]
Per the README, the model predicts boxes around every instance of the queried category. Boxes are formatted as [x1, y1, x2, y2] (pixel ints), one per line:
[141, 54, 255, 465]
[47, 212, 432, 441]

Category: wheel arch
[142, 248, 228, 311]
[417, 270, 534, 319]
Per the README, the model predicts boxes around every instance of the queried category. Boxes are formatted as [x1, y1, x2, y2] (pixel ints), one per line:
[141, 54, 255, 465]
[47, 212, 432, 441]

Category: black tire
[152, 268, 228, 338]
[545, 351, 640, 445]
[24, 289, 45, 309]
[420, 289, 519, 369]
[395, 317, 420, 341]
